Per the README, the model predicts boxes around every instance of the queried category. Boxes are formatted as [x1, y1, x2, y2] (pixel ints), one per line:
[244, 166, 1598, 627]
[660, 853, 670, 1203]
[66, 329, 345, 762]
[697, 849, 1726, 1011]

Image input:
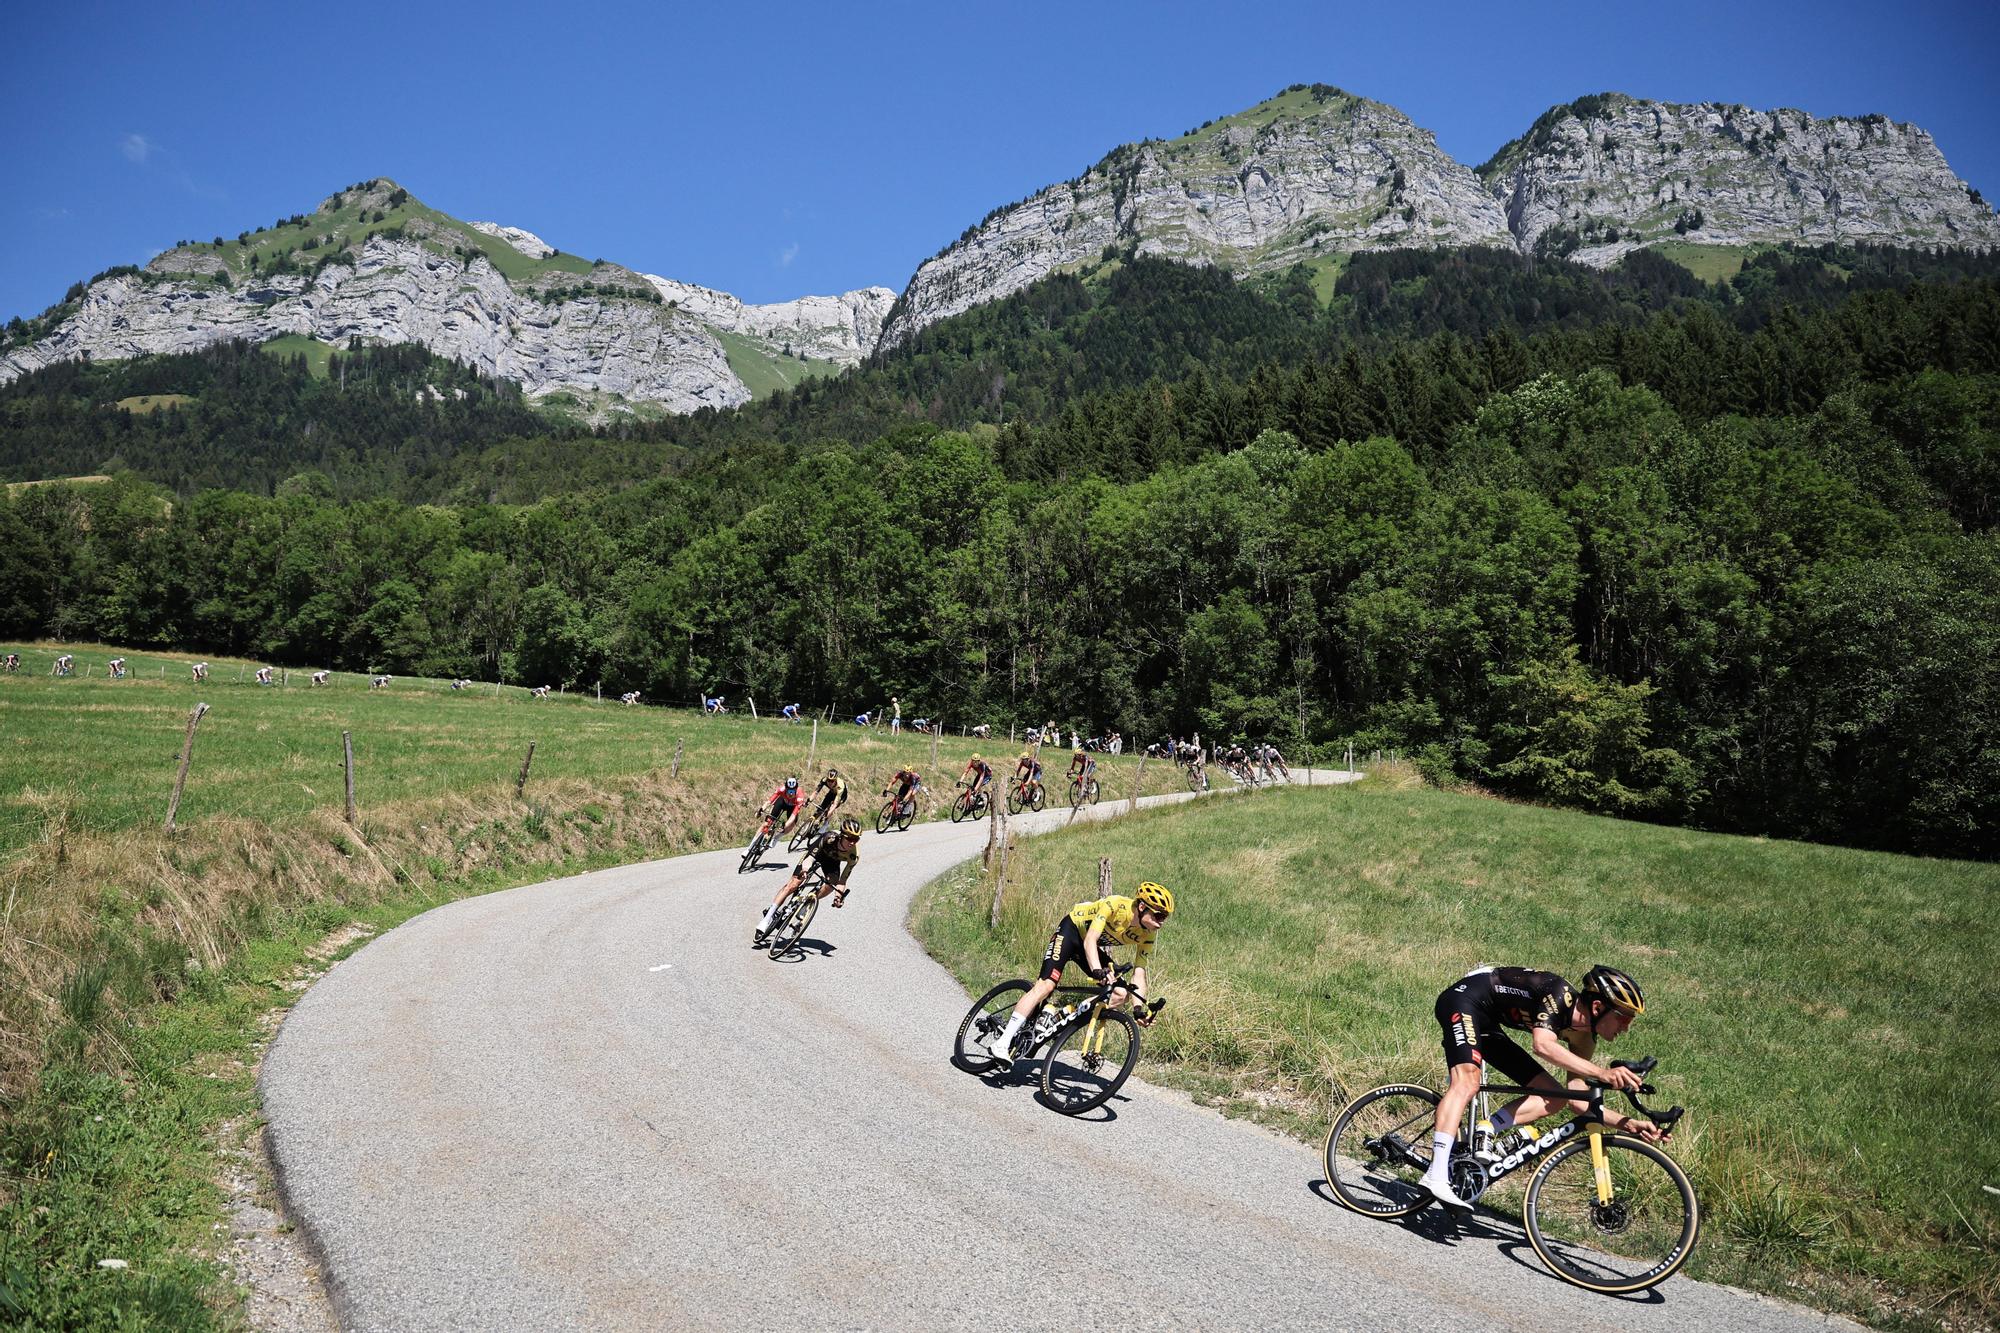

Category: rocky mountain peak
[877, 84, 1513, 349]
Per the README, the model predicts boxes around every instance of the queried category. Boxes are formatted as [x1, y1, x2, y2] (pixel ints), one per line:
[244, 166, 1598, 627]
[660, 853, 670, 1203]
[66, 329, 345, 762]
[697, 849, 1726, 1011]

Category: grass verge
[909, 774, 2000, 1330]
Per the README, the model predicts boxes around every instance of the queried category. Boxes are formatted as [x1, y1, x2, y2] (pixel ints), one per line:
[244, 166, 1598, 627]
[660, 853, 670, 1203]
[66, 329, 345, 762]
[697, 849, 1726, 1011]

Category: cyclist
[1223, 741, 1249, 779]
[1419, 964, 1662, 1210]
[781, 702, 801, 722]
[883, 766, 922, 815]
[1012, 749, 1042, 799]
[983, 881, 1173, 1070]
[1264, 742, 1289, 779]
[808, 767, 850, 826]
[758, 776, 806, 841]
[960, 752, 994, 802]
[755, 815, 863, 944]
[1066, 745, 1097, 788]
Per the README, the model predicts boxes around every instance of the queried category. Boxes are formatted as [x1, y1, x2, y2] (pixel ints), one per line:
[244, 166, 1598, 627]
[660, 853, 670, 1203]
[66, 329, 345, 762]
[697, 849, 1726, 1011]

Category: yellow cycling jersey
[1067, 895, 1156, 964]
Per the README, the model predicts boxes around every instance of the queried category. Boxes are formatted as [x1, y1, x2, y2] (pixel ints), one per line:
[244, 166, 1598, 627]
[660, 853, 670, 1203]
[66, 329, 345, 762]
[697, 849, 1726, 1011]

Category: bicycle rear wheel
[894, 799, 915, 832]
[954, 980, 1031, 1072]
[1524, 1133, 1700, 1294]
[1028, 781, 1045, 812]
[1085, 778, 1099, 805]
[1040, 1008, 1140, 1115]
[1323, 1084, 1440, 1218]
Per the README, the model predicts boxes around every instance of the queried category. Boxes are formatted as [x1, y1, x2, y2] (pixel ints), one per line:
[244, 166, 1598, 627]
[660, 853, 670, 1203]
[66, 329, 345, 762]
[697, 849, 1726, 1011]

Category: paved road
[263, 779, 1847, 1332]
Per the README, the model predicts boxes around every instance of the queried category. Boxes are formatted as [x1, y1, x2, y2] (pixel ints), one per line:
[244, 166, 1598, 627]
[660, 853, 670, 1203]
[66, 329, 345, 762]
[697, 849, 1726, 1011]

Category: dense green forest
[1, 244, 1995, 856]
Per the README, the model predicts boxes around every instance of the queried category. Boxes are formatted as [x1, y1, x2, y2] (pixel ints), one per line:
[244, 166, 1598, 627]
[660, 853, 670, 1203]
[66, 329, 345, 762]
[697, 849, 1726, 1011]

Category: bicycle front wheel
[1028, 782, 1045, 812]
[738, 829, 766, 874]
[876, 800, 897, 834]
[1005, 784, 1024, 815]
[954, 980, 1031, 1072]
[1323, 1084, 1441, 1219]
[1040, 1008, 1140, 1115]
[1524, 1132, 1700, 1294]
[768, 887, 821, 959]
[1069, 779, 1084, 811]
[1085, 778, 1099, 805]
[950, 792, 972, 823]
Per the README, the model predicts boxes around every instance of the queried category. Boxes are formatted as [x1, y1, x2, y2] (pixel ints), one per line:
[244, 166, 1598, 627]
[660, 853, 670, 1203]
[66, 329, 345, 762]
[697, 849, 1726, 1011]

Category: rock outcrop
[645, 277, 896, 365]
[878, 84, 1511, 349]
[1480, 93, 2000, 265]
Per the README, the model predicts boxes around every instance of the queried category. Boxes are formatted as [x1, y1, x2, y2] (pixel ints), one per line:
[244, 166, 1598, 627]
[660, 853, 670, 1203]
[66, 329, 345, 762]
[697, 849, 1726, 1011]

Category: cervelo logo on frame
[1494, 1117, 1581, 1174]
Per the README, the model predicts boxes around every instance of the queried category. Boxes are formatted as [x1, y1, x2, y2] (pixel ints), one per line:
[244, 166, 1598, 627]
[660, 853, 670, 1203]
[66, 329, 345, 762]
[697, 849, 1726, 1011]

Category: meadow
[912, 778, 2000, 1329]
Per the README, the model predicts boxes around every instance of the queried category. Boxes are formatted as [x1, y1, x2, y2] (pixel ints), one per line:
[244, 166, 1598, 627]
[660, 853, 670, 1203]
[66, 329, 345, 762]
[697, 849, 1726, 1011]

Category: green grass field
[254, 334, 338, 378]
[1652, 240, 1758, 285]
[0, 641, 1146, 860]
[112, 394, 193, 414]
[714, 330, 845, 399]
[912, 779, 2000, 1328]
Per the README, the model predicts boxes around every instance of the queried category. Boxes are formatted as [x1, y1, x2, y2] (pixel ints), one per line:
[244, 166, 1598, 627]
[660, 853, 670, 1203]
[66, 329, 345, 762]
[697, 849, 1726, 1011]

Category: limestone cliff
[1480, 93, 2000, 265]
[0, 179, 886, 412]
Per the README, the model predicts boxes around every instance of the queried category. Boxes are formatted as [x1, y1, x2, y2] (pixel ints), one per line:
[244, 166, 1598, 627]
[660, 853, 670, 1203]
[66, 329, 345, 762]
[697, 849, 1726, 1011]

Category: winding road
[262, 782, 1849, 1331]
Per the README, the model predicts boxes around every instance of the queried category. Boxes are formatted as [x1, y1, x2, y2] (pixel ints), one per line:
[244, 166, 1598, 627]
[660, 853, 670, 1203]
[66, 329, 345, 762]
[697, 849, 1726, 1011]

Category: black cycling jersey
[1435, 966, 1580, 1086]
[802, 829, 859, 887]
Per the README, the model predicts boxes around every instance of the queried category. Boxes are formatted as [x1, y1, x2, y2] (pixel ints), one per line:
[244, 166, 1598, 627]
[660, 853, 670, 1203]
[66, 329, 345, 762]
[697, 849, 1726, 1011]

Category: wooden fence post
[1128, 754, 1147, 812]
[596, 682, 601, 702]
[493, 680, 500, 697]
[515, 741, 536, 797]
[929, 724, 940, 769]
[671, 738, 684, 779]
[343, 731, 358, 827]
[989, 828, 1014, 929]
[806, 718, 818, 776]
[749, 696, 758, 720]
[161, 703, 210, 832]
[1098, 856, 1113, 899]
[984, 791, 1001, 868]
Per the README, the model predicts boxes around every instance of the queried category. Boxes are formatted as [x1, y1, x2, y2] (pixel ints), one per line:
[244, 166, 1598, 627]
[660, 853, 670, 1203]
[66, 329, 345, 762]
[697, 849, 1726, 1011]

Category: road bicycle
[1067, 772, 1100, 810]
[1185, 762, 1209, 793]
[759, 863, 831, 959]
[876, 787, 919, 833]
[953, 964, 1166, 1115]
[1004, 774, 1047, 815]
[949, 781, 990, 823]
[738, 814, 784, 873]
[789, 805, 837, 853]
[1322, 1057, 1697, 1295]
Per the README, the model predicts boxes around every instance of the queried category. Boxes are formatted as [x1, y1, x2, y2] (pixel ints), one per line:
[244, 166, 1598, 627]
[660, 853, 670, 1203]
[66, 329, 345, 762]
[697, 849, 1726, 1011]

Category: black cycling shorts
[1040, 917, 1093, 983]
[1434, 987, 1543, 1088]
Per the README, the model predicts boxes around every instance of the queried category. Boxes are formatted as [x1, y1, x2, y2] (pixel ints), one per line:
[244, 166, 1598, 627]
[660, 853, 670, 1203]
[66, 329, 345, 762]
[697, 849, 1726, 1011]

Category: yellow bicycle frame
[1587, 1121, 1614, 1204]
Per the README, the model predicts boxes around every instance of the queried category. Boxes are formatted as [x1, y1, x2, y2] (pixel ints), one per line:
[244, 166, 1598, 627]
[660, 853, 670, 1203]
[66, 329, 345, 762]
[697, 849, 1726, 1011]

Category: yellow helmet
[1134, 881, 1174, 918]
[1020, 750, 1033, 761]
[1583, 965, 1645, 1016]
[970, 753, 983, 765]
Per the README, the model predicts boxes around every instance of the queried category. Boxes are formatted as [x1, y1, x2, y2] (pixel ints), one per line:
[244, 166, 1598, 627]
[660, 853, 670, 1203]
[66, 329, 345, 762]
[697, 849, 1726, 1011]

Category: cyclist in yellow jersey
[983, 881, 1173, 1070]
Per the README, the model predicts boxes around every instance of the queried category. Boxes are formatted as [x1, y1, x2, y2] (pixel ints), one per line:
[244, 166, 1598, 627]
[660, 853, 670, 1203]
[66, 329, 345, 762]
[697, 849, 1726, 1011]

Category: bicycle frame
[1451, 1062, 1683, 1200]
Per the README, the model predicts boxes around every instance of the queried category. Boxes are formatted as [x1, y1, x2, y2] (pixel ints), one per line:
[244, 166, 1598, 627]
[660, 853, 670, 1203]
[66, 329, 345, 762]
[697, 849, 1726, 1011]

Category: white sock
[1429, 1132, 1455, 1174]
[996, 1013, 1026, 1047]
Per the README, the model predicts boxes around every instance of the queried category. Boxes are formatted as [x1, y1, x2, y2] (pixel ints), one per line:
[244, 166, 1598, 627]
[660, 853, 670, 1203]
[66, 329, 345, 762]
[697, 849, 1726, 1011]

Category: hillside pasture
[913, 778, 2000, 1327]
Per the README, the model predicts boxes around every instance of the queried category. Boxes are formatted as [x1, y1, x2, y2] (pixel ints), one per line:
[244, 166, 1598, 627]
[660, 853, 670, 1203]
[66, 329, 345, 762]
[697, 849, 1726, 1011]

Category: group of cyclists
[735, 741, 1659, 1218]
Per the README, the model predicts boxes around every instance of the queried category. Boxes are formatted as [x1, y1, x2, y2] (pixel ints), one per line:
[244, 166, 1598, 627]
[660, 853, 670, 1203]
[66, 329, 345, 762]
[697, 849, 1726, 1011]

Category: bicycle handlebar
[1606, 1057, 1685, 1130]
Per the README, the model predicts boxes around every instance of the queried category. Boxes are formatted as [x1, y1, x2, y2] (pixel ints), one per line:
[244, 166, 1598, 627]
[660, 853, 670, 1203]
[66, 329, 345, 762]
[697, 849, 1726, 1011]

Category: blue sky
[3, 0, 1996, 323]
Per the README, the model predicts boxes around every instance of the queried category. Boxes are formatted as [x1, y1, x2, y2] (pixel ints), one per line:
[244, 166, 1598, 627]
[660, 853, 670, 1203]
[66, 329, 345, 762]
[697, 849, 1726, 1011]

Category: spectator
[854, 709, 871, 727]
[889, 696, 902, 734]
[191, 662, 210, 683]
[910, 716, 930, 735]
[970, 723, 991, 739]
[704, 694, 727, 715]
